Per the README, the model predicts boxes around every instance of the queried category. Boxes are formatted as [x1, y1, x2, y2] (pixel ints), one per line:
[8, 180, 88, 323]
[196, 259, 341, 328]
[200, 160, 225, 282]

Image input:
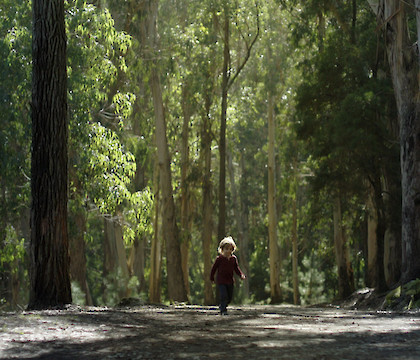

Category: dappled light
[2, 305, 420, 359]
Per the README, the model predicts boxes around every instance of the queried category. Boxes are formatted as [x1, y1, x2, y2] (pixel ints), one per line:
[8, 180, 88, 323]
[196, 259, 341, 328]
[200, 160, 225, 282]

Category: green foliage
[0, 226, 25, 273]
[82, 122, 136, 214]
[124, 187, 154, 244]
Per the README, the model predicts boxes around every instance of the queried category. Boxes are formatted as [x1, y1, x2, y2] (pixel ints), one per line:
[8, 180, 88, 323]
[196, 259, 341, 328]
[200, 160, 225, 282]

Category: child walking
[210, 236, 246, 315]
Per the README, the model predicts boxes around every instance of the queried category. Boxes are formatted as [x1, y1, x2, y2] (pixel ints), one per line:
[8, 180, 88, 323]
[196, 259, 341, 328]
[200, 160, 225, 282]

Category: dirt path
[1, 304, 420, 359]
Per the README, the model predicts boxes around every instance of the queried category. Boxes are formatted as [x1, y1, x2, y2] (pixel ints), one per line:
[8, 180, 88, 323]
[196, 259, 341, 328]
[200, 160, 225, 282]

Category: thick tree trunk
[370, 0, 420, 284]
[333, 196, 354, 299]
[267, 94, 282, 303]
[28, 0, 72, 310]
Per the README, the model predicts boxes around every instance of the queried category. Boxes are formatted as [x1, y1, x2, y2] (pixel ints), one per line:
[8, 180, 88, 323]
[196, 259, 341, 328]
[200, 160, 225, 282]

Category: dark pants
[218, 284, 234, 313]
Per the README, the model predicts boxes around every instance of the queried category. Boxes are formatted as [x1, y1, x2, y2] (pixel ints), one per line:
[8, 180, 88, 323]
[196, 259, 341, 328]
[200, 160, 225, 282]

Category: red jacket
[210, 254, 244, 285]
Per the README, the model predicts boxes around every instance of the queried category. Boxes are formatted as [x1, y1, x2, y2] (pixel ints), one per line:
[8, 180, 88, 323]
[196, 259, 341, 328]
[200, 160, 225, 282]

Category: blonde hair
[218, 236, 237, 254]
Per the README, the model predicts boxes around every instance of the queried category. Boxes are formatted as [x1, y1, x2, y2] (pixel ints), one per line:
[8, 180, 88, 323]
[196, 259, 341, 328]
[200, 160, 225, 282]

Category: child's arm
[233, 256, 246, 280]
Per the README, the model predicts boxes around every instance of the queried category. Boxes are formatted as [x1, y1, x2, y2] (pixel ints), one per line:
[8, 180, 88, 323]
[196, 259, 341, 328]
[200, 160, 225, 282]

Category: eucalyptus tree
[290, 0, 400, 296]
[217, 0, 260, 240]
[65, 0, 140, 305]
[368, 0, 420, 285]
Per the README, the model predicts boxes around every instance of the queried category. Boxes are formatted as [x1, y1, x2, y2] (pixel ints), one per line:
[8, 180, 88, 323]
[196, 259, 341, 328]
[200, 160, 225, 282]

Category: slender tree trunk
[29, 0, 71, 310]
[369, 0, 420, 284]
[292, 181, 299, 305]
[149, 161, 162, 303]
[239, 155, 250, 298]
[127, 237, 146, 294]
[383, 174, 401, 286]
[68, 157, 92, 306]
[150, 69, 187, 302]
[202, 98, 215, 305]
[146, 0, 187, 302]
[332, 196, 354, 299]
[103, 215, 130, 302]
[180, 89, 192, 297]
[267, 94, 282, 303]
[366, 183, 378, 288]
[69, 209, 93, 305]
[218, 3, 230, 241]
[227, 149, 248, 298]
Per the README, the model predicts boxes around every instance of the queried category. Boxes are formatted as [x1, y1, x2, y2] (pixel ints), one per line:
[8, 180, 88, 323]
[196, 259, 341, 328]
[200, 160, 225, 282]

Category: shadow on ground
[2, 305, 420, 359]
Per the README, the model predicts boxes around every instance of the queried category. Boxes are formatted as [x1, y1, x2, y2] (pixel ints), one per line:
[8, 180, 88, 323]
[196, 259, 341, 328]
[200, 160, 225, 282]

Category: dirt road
[1, 304, 420, 359]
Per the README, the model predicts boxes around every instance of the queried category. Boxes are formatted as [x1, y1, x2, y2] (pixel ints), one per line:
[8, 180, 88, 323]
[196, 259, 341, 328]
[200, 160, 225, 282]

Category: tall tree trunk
[239, 155, 250, 298]
[227, 149, 248, 298]
[383, 174, 401, 286]
[69, 208, 93, 305]
[180, 88, 192, 298]
[332, 196, 354, 299]
[369, 0, 420, 283]
[218, 2, 230, 241]
[127, 237, 146, 294]
[202, 97, 215, 305]
[267, 94, 282, 303]
[217, 0, 259, 240]
[149, 161, 162, 303]
[366, 183, 378, 288]
[292, 180, 300, 305]
[103, 215, 130, 302]
[150, 68, 187, 302]
[145, 0, 187, 302]
[29, 0, 71, 310]
[68, 157, 92, 306]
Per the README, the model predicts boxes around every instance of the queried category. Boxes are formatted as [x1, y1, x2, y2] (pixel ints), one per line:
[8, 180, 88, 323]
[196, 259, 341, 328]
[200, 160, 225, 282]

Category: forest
[0, 0, 419, 310]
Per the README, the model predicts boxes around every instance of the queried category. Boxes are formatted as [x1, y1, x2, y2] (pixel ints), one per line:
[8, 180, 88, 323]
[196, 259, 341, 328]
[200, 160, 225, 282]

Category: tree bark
[366, 183, 379, 288]
[69, 208, 93, 305]
[28, 0, 72, 310]
[218, 2, 230, 241]
[103, 215, 130, 302]
[202, 96, 216, 305]
[292, 181, 300, 305]
[332, 196, 354, 299]
[227, 149, 248, 298]
[267, 94, 282, 303]
[239, 155, 250, 298]
[145, 0, 187, 302]
[127, 237, 146, 294]
[150, 68, 188, 302]
[370, 0, 420, 284]
[180, 88, 192, 298]
[149, 161, 162, 303]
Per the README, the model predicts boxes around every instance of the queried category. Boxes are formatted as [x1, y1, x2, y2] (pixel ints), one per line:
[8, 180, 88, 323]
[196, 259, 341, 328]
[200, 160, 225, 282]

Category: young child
[210, 236, 246, 315]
